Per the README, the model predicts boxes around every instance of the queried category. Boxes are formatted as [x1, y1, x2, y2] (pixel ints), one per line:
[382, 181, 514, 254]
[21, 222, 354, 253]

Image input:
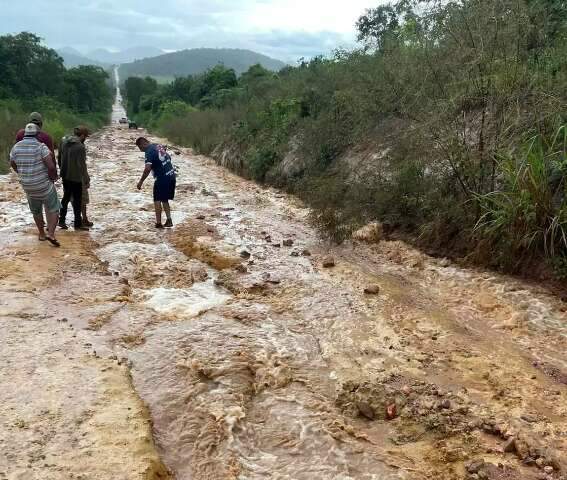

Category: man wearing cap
[10, 123, 60, 247]
[15, 112, 55, 158]
[58, 126, 90, 231]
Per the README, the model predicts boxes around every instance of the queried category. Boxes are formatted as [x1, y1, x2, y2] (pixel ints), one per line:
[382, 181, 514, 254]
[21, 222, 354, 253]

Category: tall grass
[157, 108, 244, 155]
[476, 126, 567, 261]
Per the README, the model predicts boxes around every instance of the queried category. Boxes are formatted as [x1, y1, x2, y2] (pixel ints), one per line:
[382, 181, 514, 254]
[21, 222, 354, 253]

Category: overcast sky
[1, 0, 380, 61]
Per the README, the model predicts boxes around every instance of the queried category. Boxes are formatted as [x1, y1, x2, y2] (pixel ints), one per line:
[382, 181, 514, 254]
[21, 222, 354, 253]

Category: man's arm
[9, 147, 17, 172]
[42, 153, 58, 181]
[137, 164, 152, 190]
[40, 145, 57, 181]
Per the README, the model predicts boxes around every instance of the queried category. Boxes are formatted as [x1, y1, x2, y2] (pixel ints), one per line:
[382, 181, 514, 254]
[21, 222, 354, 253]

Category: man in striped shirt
[10, 123, 61, 247]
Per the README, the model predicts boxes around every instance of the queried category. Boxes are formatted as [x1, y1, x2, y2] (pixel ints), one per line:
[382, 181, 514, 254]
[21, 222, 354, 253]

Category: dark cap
[74, 126, 90, 137]
[29, 112, 43, 125]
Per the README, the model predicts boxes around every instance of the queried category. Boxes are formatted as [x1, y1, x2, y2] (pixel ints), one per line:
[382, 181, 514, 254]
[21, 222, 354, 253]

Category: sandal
[46, 236, 61, 248]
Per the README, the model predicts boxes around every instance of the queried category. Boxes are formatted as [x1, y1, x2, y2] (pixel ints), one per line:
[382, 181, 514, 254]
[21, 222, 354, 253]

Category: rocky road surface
[0, 91, 566, 480]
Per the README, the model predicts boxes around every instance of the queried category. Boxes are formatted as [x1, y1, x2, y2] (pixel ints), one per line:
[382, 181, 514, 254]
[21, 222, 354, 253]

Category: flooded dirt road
[1, 91, 566, 479]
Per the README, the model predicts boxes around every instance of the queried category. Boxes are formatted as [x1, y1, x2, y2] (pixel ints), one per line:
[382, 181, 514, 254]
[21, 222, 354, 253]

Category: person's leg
[154, 201, 163, 226]
[163, 201, 171, 220]
[69, 181, 84, 229]
[163, 178, 175, 228]
[45, 189, 61, 246]
[27, 196, 45, 239]
[46, 211, 59, 238]
[59, 180, 72, 227]
[33, 214, 46, 239]
[81, 186, 92, 226]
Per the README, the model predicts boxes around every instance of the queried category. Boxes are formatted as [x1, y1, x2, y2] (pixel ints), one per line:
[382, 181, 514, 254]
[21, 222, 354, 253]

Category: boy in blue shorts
[135, 137, 176, 228]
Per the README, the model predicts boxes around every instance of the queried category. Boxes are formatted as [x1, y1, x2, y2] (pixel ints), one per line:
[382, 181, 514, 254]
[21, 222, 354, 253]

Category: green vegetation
[0, 32, 112, 173]
[124, 0, 567, 277]
[119, 48, 286, 79]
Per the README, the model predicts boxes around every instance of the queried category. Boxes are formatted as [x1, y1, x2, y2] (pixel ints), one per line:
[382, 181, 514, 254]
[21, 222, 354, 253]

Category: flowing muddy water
[0, 91, 566, 480]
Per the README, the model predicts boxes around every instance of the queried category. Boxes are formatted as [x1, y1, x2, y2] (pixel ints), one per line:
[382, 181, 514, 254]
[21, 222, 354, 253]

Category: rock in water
[364, 285, 380, 295]
[283, 239, 294, 247]
[352, 222, 383, 243]
[322, 256, 335, 268]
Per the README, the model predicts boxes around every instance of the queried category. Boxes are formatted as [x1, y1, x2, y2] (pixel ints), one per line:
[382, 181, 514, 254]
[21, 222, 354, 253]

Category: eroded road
[1, 93, 566, 480]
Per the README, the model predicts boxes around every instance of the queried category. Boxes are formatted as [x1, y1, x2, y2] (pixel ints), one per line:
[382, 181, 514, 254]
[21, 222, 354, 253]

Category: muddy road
[1, 93, 566, 480]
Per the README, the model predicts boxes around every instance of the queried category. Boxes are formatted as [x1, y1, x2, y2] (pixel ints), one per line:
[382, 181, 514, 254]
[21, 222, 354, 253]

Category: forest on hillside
[0, 32, 112, 171]
[124, 0, 567, 279]
[119, 48, 286, 80]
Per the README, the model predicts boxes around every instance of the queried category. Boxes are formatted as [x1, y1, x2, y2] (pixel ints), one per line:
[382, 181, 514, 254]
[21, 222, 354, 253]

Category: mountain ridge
[119, 47, 287, 79]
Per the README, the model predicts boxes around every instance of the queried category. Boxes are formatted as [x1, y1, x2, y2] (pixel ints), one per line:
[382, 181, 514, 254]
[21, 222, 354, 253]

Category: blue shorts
[153, 176, 176, 202]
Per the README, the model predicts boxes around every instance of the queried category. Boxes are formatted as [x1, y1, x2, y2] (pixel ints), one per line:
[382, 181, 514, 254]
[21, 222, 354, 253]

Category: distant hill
[119, 48, 287, 79]
[57, 47, 106, 68]
[87, 46, 166, 65]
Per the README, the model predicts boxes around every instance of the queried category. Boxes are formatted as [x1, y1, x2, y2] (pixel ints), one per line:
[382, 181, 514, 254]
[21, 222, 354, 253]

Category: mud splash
[0, 84, 565, 480]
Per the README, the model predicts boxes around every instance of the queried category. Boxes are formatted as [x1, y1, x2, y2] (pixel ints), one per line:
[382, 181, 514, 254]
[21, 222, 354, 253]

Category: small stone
[438, 399, 451, 409]
[283, 239, 294, 247]
[119, 277, 129, 285]
[196, 215, 206, 220]
[240, 250, 251, 259]
[273, 243, 281, 248]
[503, 437, 517, 454]
[521, 414, 538, 423]
[302, 249, 312, 257]
[322, 256, 335, 268]
[439, 258, 451, 267]
[264, 235, 272, 243]
[234, 264, 248, 273]
[478, 472, 488, 480]
[544, 466, 554, 474]
[536, 458, 545, 468]
[290, 251, 300, 257]
[385, 403, 397, 420]
[364, 285, 380, 295]
[465, 460, 485, 474]
[356, 401, 375, 420]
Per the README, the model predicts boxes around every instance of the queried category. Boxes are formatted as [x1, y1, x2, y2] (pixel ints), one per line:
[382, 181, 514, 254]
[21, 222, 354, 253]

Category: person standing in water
[58, 126, 90, 231]
[135, 137, 176, 229]
[10, 123, 60, 247]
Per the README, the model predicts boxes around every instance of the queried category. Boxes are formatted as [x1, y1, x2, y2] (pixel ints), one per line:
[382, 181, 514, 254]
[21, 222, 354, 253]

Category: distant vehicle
[128, 121, 138, 129]
[119, 117, 128, 124]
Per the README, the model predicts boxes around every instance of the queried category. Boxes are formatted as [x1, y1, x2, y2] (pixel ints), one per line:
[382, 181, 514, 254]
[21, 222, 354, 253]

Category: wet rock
[439, 258, 451, 267]
[544, 466, 554, 474]
[240, 250, 251, 259]
[290, 251, 300, 257]
[234, 264, 248, 274]
[273, 242, 281, 248]
[466, 460, 485, 474]
[352, 222, 383, 243]
[521, 414, 538, 423]
[364, 285, 380, 295]
[196, 214, 206, 220]
[439, 399, 451, 409]
[302, 249, 312, 256]
[119, 277, 129, 285]
[503, 437, 517, 454]
[264, 235, 272, 243]
[282, 239, 294, 247]
[356, 401, 375, 420]
[386, 403, 397, 420]
[322, 256, 335, 268]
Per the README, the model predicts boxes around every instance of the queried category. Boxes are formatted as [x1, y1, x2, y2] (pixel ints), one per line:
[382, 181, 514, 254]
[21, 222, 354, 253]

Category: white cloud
[0, 0, 382, 60]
